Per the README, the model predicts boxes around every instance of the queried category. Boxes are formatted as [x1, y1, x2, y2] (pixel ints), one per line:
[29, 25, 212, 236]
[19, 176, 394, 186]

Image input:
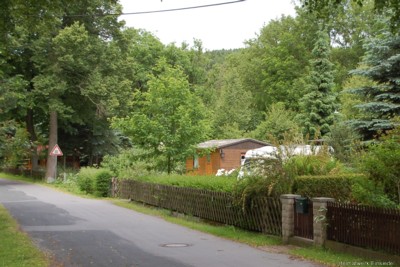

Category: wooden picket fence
[327, 202, 400, 254]
[112, 179, 282, 236]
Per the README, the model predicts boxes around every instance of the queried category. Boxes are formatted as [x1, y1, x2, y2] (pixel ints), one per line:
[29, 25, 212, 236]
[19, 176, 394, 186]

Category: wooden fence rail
[112, 179, 282, 236]
[327, 202, 400, 254]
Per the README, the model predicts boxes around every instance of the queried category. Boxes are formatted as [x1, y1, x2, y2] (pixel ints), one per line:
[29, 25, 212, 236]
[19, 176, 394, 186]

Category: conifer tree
[348, 29, 400, 139]
[297, 28, 337, 137]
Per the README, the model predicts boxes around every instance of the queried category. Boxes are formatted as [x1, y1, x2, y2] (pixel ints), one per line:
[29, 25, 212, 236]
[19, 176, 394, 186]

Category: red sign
[50, 144, 63, 156]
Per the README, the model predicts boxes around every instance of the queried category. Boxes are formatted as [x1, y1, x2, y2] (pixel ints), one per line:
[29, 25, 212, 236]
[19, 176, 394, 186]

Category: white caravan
[238, 145, 332, 178]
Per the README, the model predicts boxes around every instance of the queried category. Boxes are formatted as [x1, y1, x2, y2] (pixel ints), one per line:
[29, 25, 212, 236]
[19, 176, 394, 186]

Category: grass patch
[0, 172, 38, 183]
[0, 205, 49, 267]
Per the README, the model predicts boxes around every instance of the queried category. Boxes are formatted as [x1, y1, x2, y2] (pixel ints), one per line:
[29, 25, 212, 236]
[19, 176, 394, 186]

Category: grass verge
[0, 172, 38, 183]
[0, 205, 49, 267]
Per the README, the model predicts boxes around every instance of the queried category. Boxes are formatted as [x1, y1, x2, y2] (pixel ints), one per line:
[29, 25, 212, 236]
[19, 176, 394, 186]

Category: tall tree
[240, 14, 318, 112]
[348, 27, 400, 139]
[297, 28, 337, 137]
[1, 1, 126, 181]
[251, 102, 300, 141]
[300, 0, 400, 30]
[111, 59, 210, 174]
[208, 54, 256, 139]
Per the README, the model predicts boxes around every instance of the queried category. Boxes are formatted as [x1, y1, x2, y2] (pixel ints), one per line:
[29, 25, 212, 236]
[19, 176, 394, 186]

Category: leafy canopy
[112, 58, 210, 174]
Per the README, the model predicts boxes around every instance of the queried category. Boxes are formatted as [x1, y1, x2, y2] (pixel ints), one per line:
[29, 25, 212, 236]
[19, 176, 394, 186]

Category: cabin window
[193, 155, 199, 169]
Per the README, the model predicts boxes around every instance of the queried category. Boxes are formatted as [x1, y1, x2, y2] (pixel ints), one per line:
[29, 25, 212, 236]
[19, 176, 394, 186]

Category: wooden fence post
[280, 194, 301, 244]
[312, 197, 335, 247]
[111, 177, 117, 197]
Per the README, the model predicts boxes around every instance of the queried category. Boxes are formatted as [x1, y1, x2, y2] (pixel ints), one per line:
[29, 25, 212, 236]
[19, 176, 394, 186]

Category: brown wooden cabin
[186, 139, 270, 176]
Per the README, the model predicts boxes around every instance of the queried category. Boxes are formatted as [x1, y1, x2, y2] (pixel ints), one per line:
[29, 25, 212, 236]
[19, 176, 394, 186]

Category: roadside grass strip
[0, 205, 49, 267]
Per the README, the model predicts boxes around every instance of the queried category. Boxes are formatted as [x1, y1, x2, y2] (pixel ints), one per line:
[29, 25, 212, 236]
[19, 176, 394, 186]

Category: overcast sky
[119, 0, 296, 50]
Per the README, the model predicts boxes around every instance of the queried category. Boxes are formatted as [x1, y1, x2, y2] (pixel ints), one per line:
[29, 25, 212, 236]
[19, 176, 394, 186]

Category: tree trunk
[45, 111, 58, 182]
[167, 155, 172, 174]
[26, 109, 39, 171]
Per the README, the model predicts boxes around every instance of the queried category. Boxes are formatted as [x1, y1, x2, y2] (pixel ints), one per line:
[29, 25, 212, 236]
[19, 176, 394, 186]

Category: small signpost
[49, 144, 63, 180]
[50, 144, 63, 156]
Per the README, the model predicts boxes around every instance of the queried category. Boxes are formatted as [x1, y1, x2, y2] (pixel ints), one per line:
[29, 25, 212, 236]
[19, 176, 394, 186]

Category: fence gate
[293, 198, 314, 239]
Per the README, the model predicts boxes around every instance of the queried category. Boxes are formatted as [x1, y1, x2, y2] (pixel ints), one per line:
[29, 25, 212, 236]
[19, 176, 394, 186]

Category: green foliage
[95, 169, 112, 197]
[111, 58, 210, 174]
[301, 0, 400, 31]
[339, 75, 374, 120]
[122, 175, 236, 193]
[297, 28, 338, 137]
[0, 121, 30, 168]
[347, 28, 400, 139]
[293, 174, 363, 201]
[53, 172, 80, 194]
[77, 167, 96, 194]
[77, 167, 112, 196]
[0, 205, 49, 267]
[251, 102, 300, 141]
[101, 148, 158, 178]
[325, 122, 362, 162]
[242, 15, 316, 112]
[358, 124, 400, 204]
[283, 149, 343, 178]
[1, 0, 129, 178]
[234, 159, 292, 211]
[209, 58, 256, 138]
[351, 176, 397, 208]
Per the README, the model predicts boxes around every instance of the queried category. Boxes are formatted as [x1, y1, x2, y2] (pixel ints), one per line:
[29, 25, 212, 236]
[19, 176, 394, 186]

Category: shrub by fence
[112, 179, 282, 236]
[293, 174, 364, 202]
[327, 202, 400, 254]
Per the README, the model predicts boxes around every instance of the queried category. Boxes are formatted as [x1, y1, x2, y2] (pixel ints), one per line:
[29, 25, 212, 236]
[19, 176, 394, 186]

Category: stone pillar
[312, 197, 335, 247]
[280, 194, 301, 244]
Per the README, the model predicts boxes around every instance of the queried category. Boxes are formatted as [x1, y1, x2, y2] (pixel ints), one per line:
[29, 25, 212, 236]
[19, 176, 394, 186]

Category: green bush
[101, 148, 158, 178]
[95, 169, 112, 197]
[77, 167, 96, 194]
[284, 153, 342, 178]
[351, 176, 397, 208]
[293, 174, 364, 202]
[233, 159, 292, 211]
[77, 167, 112, 195]
[358, 125, 400, 204]
[123, 174, 236, 193]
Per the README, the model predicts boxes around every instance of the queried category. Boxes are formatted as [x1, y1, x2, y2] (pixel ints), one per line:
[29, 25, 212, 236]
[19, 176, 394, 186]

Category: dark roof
[197, 138, 270, 149]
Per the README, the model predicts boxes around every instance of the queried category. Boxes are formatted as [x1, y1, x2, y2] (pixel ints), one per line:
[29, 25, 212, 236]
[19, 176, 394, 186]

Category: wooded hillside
[1, 0, 399, 178]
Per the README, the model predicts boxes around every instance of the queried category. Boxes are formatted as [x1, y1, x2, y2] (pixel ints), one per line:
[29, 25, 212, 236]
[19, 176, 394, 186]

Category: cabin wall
[187, 140, 268, 175]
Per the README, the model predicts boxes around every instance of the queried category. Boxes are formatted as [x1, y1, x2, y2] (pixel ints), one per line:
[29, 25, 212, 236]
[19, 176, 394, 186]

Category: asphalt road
[0, 178, 322, 267]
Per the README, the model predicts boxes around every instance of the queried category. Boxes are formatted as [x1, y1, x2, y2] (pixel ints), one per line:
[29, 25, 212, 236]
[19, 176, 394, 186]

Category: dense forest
[0, 0, 399, 181]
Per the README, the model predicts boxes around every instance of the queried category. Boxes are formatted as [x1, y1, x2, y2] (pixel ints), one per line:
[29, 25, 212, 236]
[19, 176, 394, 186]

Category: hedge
[293, 174, 365, 202]
[122, 174, 236, 193]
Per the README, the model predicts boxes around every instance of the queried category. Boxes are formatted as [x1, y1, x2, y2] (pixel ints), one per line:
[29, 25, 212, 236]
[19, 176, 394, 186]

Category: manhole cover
[160, 243, 191, 248]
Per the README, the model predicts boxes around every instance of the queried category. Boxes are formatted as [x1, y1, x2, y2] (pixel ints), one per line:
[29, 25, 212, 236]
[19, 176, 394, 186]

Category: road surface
[0, 178, 323, 267]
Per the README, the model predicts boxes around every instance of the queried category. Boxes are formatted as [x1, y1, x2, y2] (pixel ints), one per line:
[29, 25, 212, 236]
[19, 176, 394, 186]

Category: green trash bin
[295, 197, 309, 214]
